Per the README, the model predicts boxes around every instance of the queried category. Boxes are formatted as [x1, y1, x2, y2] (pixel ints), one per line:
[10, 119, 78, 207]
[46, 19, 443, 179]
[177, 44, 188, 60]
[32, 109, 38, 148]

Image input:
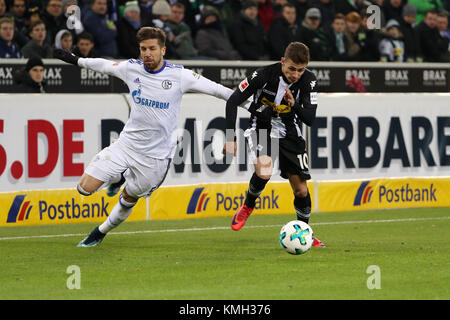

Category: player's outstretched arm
[54, 49, 127, 81]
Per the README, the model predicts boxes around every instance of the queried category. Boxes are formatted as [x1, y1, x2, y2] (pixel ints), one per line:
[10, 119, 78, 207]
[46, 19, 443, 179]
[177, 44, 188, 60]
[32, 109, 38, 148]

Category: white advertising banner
[311, 93, 450, 180]
[0, 94, 129, 192]
[0, 93, 449, 192]
[165, 93, 450, 184]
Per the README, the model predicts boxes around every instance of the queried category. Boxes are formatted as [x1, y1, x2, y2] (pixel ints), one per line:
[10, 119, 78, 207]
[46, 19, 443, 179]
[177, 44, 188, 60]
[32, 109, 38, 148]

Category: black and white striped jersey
[226, 62, 318, 141]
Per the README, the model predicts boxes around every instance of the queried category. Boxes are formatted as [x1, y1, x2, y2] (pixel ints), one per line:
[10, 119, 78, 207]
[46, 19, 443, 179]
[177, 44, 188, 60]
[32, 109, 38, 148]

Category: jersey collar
[144, 60, 166, 74]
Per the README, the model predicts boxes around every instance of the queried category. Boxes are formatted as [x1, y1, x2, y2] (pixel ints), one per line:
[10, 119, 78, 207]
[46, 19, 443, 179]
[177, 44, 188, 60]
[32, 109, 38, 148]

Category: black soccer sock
[294, 192, 311, 224]
[244, 172, 270, 209]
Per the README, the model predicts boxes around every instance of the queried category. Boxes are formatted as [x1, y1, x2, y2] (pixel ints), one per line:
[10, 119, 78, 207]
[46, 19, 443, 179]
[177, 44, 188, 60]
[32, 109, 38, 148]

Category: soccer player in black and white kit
[54, 27, 250, 247]
[223, 42, 325, 247]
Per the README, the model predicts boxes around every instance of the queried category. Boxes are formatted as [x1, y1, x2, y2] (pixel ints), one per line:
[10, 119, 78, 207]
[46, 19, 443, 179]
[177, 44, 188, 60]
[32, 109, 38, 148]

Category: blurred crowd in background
[1, 0, 450, 64]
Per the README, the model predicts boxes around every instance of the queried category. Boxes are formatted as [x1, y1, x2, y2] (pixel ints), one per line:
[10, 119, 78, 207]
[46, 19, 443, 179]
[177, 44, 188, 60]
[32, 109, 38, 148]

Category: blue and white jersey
[78, 58, 235, 159]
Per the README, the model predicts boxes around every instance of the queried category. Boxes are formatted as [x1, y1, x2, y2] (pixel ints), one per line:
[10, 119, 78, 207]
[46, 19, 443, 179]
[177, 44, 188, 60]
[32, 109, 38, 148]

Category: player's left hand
[53, 49, 79, 65]
[283, 87, 295, 107]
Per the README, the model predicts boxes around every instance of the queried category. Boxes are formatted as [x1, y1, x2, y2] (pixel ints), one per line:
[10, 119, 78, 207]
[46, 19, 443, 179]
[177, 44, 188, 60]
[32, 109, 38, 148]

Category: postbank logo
[187, 187, 210, 214]
[353, 180, 374, 206]
[6, 195, 32, 223]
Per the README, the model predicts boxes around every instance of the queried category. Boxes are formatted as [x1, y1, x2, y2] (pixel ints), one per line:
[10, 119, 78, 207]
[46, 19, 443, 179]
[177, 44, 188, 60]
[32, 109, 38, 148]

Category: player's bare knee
[293, 187, 308, 198]
[122, 188, 138, 204]
[255, 156, 272, 180]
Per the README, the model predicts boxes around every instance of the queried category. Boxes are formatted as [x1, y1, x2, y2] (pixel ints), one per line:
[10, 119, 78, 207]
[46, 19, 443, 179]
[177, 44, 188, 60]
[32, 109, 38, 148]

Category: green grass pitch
[0, 207, 449, 300]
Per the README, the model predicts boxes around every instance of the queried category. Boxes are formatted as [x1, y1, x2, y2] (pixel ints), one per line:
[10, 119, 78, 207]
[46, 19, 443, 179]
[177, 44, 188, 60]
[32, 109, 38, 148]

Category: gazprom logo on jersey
[7, 195, 32, 223]
[354, 180, 437, 206]
[132, 89, 170, 109]
[187, 187, 279, 214]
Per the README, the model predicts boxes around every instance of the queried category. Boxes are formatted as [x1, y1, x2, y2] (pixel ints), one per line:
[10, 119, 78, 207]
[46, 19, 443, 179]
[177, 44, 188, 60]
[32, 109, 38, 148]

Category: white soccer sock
[99, 195, 137, 234]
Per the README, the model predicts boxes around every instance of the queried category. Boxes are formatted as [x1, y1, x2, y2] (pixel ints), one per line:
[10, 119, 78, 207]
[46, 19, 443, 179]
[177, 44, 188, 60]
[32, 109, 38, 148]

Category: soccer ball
[279, 220, 314, 255]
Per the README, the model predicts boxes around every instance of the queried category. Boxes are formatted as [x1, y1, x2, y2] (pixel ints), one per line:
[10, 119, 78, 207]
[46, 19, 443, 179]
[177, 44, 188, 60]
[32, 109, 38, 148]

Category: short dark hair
[437, 10, 449, 18]
[0, 17, 14, 28]
[425, 9, 439, 17]
[172, 2, 185, 10]
[136, 27, 166, 47]
[77, 31, 94, 43]
[282, 3, 295, 11]
[284, 42, 310, 65]
[334, 13, 345, 21]
[29, 19, 45, 31]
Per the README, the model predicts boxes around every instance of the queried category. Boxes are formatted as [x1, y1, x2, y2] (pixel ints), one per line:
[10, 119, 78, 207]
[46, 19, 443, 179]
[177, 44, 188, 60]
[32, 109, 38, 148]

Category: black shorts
[245, 128, 311, 180]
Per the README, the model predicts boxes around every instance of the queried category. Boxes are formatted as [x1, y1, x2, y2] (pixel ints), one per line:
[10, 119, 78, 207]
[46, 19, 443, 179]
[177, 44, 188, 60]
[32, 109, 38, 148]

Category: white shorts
[85, 141, 171, 199]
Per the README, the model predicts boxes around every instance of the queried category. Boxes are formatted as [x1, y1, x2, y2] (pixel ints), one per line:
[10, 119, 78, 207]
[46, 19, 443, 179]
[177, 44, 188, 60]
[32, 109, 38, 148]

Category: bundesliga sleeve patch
[239, 78, 249, 92]
[310, 92, 318, 104]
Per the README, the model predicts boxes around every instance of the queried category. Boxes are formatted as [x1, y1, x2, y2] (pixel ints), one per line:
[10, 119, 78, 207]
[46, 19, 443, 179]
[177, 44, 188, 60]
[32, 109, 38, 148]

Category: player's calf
[77, 184, 93, 196]
[99, 191, 137, 234]
[77, 190, 138, 247]
[294, 192, 311, 224]
[77, 174, 106, 196]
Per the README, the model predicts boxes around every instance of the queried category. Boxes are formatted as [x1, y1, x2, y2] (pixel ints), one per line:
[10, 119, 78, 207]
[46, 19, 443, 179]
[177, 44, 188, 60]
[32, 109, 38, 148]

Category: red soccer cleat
[231, 204, 254, 231]
[312, 236, 326, 247]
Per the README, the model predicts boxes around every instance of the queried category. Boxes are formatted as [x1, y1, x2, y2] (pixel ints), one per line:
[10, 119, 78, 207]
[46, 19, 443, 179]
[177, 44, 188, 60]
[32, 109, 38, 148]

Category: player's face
[281, 58, 307, 84]
[139, 38, 166, 71]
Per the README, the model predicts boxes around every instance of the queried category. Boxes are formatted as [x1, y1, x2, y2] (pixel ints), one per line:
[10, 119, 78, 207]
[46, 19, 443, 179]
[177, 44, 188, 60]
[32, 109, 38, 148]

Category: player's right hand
[222, 141, 237, 156]
[248, 102, 275, 122]
[53, 49, 79, 66]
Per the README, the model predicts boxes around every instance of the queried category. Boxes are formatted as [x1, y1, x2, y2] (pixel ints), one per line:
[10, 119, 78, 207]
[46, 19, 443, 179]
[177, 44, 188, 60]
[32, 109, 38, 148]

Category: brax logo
[220, 68, 247, 80]
[44, 68, 62, 79]
[423, 70, 446, 81]
[0, 67, 13, 79]
[81, 68, 109, 80]
[385, 70, 408, 81]
[345, 69, 370, 81]
[310, 69, 330, 81]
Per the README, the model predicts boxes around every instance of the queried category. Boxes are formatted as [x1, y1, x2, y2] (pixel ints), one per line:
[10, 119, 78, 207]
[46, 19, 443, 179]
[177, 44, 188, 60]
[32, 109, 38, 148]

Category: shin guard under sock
[294, 192, 311, 224]
[244, 172, 270, 209]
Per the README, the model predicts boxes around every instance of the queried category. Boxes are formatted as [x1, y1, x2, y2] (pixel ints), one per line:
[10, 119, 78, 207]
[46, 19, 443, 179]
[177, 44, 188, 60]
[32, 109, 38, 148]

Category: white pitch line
[0, 216, 449, 241]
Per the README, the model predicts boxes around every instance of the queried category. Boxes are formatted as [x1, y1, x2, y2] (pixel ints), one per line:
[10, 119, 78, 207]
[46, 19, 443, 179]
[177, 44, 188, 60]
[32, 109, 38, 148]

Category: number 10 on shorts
[297, 153, 309, 170]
